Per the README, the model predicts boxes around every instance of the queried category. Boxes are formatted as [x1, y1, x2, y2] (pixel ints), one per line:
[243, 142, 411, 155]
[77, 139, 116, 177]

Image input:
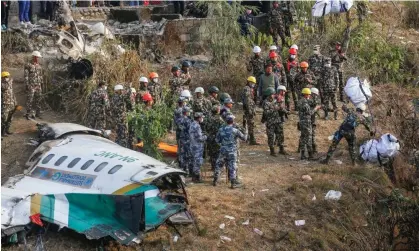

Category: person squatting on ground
[285, 47, 299, 110]
[1, 71, 17, 137]
[262, 87, 288, 156]
[176, 106, 192, 174]
[268, 1, 287, 47]
[111, 84, 132, 148]
[25, 51, 44, 120]
[214, 114, 247, 188]
[87, 81, 109, 130]
[321, 103, 373, 166]
[241, 76, 259, 145]
[320, 57, 339, 120]
[205, 105, 224, 171]
[331, 41, 347, 101]
[297, 88, 321, 160]
[189, 112, 207, 182]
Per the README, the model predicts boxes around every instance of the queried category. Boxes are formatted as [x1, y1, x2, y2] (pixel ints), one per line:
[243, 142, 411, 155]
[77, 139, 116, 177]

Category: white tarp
[312, 0, 353, 17]
[344, 77, 373, 107]
[360, 139, 379, 162]
[376, 133, 400, 158]
[360, 134, 400, 162]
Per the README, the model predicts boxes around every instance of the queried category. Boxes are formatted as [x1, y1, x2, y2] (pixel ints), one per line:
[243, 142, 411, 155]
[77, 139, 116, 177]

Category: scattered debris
[301, 175, 312, 181]
[334, 160, 343, 165]
[220, 236, 232, 242]
[253, 228, 263, 236]
[242, 219, 250, 225]
[173, 235, 179, 243]
[288, 157, 296, 160]
[252, 189, 255, 197]
[312, 195, 317, 201]
[224, 215, 235, 220]
[260, 189, 269, 192]
[325, 190, 342, 200]
[295, 220, 306, 226]
[328, 135, 334, 141]
[219, 223, 225, 229]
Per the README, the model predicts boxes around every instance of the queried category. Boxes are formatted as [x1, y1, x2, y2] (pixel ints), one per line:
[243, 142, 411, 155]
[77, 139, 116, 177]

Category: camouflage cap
[182, 106, 191, 113]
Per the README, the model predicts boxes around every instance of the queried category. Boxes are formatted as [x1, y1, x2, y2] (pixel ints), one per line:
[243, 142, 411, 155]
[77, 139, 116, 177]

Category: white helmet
[356, 103, 367, 111]
[131, 88, 136, 93]
[310, 87, 319, 95]
[114, 84, 124, 91]
[139, 76, 148, 83]
[252, 46, 261, 53]
[277, 85, 287, 92]
[269, 45, 278, 51]
[195, 87, 204, 94]
[32, 51, 42, 58]
[180, 90, 192, 98]
[290, 44, 299, 50]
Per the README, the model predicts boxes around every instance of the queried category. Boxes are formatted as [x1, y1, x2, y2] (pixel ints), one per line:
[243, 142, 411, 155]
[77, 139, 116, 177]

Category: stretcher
[135, 142, 178, 157]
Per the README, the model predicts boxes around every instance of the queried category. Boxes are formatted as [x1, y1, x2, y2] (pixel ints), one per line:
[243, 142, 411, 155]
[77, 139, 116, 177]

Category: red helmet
[149, 72, 159, 79]
[142, 93, 153, 102]
[289, 48, 297, 55]
[269, 51, 277, 59]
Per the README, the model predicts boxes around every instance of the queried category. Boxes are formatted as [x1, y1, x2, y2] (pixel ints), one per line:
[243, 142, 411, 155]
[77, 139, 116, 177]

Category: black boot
[324, 110, 329, 120]
[270, 147, 277, 157]
[334, 111, 338, 120]
[5, 125, 13, 135]
[320, 156, 330, 164]
[312, 144, 317, 154]
[230, 179, 242, 189]
[1, 127, 8, 137]
[300, 150, 307, 160]
[213, 176, 219, 186]
[278, 146, 289, 155]
[308, 151, 315, 160]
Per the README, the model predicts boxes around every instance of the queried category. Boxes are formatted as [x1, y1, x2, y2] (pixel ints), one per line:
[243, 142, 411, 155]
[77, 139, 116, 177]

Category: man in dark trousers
[1, 1, 10, 30]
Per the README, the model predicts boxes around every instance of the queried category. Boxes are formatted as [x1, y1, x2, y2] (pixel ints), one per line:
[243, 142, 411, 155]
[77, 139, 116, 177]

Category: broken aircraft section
[1, 123, 193, 245]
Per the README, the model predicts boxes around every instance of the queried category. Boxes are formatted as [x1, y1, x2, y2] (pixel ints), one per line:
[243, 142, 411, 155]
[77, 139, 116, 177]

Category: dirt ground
[2, 64, 380, 250]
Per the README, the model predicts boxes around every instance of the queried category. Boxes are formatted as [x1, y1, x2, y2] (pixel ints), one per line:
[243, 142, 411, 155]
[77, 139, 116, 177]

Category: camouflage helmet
[264, 87, 276, 96]
[219, 92, 231, 103]
[208, 86, 219, 94]
[171, 66, 180, 72]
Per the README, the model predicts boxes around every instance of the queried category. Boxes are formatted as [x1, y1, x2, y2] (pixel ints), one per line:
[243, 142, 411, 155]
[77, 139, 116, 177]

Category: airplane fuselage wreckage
[1, 123, 193, 245]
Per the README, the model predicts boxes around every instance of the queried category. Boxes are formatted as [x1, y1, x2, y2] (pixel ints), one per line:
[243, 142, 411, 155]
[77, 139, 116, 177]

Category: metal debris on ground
[301, 175, 312, 181]
[242, 219, 250, 225]
[219, 223, 225, 229]
[328, 135, 334, 141]
[253, 228, 263, 236]
[295, 220, 306, 226]
[334, 160, 343, 165]
[220, 236, 232, 242]
[224, 215, 235, 220]
[325, 190, 342, 200]
[260, 189, 269, 192]
[173, 235, 179, 242]
[312, 195, 317, 201]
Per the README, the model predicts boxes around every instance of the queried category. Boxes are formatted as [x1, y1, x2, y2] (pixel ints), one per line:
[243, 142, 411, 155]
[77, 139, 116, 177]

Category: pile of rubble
[107, 19, 167, 35]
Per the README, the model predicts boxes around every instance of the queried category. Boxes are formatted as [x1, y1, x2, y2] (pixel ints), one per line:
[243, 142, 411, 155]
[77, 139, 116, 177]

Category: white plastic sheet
[312, 0, 353, 17]
[344, 77, 373, 107]
[360, 139, 379, 162]
[376, 133, 400, 158]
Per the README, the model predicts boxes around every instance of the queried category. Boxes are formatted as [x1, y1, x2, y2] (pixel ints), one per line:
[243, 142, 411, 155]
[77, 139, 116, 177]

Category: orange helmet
[300, 61, 309, 68]
[149, 72, 159, 79]
[269, 51, 277, 59]
[289, 48, 297, 55]
[142, 93, 153, 102]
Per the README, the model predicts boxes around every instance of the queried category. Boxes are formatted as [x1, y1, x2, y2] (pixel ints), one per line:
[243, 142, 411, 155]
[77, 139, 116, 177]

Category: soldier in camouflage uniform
[189, 112, 207, 182]
[192, 87, 212, 117]
[297, 88, 321, 160]
[285, 48, 299, 110]
[180, 61, 192, 90]
[268, 52, 287, 88]
[320, 57, 339, 120]
[25, 51, 43, 120]
[321, 103, 373, 166]
[148, 72, 162, 104]
[127, 87, 138, 149]
[268, 1, 287, 47]
[87, 81, 109, 130]
[112, 84, 133, 147]
[241, 76, 259, 145]
[310, 88, 321, 153]
[247, 46, 265, 99]
[176, 106, 192, 173]
[331, 42, 348, 101]
[205, 105, 224, 171]
[279, 0, 296, 37]
[215, 114, 247, 188]
[1, 72, 17, 137]
[208, 86, 221, 106]
[169, 66, 184, 95]
[262, 87, 288, 156]
[308, 45, 325, 87]
[137, 76, 149, 102]
[294, 61, 316, 96]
